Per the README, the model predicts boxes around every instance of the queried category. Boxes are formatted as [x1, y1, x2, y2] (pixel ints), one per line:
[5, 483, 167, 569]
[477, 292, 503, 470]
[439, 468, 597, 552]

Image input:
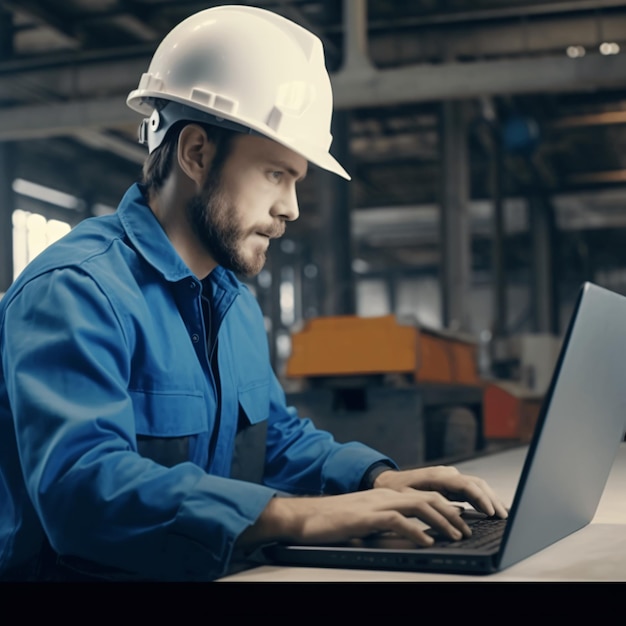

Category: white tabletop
[218, 443, 626, 582]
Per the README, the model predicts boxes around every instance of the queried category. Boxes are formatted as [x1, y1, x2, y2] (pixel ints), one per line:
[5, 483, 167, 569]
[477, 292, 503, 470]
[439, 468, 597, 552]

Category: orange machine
[286, 314, 480, 386]
[284, 314, 484, 466]
[285, 315, 547, 462]
[482, 381, 542, 442]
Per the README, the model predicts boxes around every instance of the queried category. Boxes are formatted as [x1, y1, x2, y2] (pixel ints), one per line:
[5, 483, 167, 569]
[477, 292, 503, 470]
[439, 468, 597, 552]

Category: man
[0, 5, 507, 581]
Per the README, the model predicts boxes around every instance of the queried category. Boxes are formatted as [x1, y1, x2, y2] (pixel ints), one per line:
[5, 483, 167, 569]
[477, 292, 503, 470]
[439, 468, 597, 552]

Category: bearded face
[186, 169, 284, 277]
[184, 133, 304, 278]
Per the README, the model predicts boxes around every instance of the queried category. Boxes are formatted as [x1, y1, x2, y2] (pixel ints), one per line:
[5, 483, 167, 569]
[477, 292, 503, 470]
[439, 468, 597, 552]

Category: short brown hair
[141, 122, 237, 194]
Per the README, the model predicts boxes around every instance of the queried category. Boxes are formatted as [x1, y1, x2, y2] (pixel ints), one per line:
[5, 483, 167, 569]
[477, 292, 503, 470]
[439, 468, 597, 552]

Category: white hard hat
[127, 5, 350, 180]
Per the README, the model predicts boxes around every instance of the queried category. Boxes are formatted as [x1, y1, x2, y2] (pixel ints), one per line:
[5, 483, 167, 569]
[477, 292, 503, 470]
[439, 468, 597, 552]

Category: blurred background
[2, 0, 626, 464]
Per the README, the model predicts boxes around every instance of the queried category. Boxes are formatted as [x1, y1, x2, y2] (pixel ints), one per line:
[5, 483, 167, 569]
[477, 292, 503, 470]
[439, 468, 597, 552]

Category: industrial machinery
[284, 315, 553, 468]
[284, 314, 484, 468]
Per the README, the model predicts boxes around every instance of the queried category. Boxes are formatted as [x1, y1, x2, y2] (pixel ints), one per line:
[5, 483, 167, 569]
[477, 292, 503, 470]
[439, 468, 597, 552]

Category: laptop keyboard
[430, 517, 507, 550]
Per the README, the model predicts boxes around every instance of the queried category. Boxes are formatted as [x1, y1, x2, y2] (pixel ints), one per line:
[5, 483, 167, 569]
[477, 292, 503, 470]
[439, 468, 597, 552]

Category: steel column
[529, 197, 559, 333]
[0, 9, 14, 294]
[490, 125, 507, 337]
[315, 110, 356, 316]
[439, 101, 471, 331]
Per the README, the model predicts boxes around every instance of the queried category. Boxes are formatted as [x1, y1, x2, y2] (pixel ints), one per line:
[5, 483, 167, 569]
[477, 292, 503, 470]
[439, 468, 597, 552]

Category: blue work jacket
[0, 184, 393, 581]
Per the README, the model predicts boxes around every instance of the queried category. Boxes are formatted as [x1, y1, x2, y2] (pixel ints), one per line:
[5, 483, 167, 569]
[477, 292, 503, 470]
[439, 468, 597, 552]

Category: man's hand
[236, 487, 475, 552]
[236, 465, 508, 554]
[372, 465, 509, 520]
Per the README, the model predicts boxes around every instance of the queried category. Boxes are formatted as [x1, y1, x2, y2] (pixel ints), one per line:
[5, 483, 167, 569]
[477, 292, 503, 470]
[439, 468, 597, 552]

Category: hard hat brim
[127, 90, 351, 181]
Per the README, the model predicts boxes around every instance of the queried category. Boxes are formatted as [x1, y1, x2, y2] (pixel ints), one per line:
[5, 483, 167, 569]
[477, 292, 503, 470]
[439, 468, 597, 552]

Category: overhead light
[92, 203, 116, 216]
[599, 42, 620, 55]
[12, 178, 83, 210]
[303, 264, 318, 279]
[257, 269, 272, 288]
[280, 239, 296, 253]
[352, 258, 370, 274]
[566, 45, 586, 58]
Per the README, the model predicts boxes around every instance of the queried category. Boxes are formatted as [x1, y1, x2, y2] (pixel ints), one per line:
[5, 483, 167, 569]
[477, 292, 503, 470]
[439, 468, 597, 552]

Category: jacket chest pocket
[230, 382, 270, 483]
[131, 390, 209, 467]
[237, 382, 270, 426]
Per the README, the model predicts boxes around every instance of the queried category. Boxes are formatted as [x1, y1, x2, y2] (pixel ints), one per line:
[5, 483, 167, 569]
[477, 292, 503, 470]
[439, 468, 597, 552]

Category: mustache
[250, 221, 286, 239]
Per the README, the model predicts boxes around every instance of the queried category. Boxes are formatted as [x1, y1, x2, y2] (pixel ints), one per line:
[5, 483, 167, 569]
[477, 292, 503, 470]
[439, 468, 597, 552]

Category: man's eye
[269, 171, 283, 182]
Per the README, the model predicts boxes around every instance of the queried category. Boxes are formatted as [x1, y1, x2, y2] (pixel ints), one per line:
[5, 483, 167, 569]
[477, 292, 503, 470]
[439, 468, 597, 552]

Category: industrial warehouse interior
[1, 0, 626, 583]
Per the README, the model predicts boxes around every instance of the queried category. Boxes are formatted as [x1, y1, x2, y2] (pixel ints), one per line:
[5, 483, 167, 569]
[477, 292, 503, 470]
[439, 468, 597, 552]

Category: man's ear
[177, 124, 216, 189]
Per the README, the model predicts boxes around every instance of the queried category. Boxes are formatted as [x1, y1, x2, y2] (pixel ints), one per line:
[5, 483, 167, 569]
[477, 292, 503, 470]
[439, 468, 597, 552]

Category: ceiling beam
[551, 111, 626, 128]
[331, 52, 626, 107]
[361, 0, 626, 30]
[2, 51, 626, 142]
[0, 96, 138, 140]
[0, 0, 81, 45]
[72, 128, 146, 163]
[568, 170, 626, 184]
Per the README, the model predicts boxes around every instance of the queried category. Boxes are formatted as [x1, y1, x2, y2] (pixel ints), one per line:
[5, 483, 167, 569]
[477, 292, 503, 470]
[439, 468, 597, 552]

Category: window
[12, 209, 71, 281]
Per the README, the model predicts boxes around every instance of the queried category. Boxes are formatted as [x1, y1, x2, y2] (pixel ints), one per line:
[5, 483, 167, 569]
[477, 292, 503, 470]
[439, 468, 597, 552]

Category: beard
[186, 171, 283, 277]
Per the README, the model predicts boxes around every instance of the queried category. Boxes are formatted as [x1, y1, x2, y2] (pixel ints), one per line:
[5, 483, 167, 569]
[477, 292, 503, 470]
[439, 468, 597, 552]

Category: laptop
[263, 281, 626, 575]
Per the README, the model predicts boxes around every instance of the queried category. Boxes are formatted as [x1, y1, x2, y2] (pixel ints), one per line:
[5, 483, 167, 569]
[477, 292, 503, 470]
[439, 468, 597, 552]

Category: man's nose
[272, 185, 300, 222]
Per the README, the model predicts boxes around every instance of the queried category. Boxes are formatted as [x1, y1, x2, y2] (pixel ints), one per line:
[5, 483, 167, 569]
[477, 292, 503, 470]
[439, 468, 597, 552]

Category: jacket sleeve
[263, 371, 398, 495]
[2, 268, 277, 581]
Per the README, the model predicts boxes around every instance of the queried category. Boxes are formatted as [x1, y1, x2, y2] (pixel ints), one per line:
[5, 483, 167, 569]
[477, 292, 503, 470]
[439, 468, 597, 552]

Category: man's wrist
[236, 496, 297, 550]
[361, 461, 397, 490]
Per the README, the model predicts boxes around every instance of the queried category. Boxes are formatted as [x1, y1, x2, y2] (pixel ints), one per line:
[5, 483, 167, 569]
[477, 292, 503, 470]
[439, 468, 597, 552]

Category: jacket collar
[116, 184, 242, 299]
[117, 183, 194, 284]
